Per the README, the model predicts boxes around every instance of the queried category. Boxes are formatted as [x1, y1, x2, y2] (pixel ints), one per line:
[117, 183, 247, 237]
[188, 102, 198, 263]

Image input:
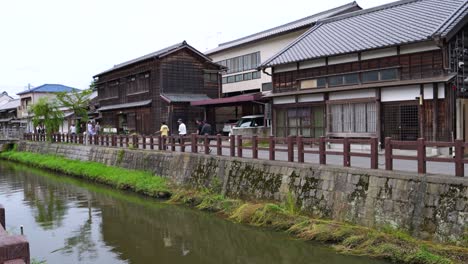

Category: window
[344, 73, 359, 85]
[216, 52, 260, 74]
[329, 76, 343, 86]
[204, 73, 219, 83]
[362, 71, 379, 82]
[275, 106, 324, 138]
[329, 102, 376, 133]
[222, 77, 227, 84]
[244, 72, 252, 80]
[235, 74, 243, 82]
[262, 82, 273, 91]
[252, 71, 260, 79]
[300, 77, 326, 89]
[227, 76, 235, 83]
[380, 68, 398, 80]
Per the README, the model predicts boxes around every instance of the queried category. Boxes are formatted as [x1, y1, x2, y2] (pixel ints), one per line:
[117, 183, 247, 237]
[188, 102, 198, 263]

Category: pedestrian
[177, 118, 186, 143]
[158, 122, 170, 137]
[95, 122, 100, 135]
[87, 121, 94, 136]
[200, 120, 212, 153]
[70, 123, 76, 135]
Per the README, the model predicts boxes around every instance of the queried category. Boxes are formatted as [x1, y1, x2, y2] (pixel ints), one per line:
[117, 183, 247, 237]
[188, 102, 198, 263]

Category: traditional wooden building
[93, 41, 224, 135]
[260, 0, 468, 145]
[193, 2, 361, 133]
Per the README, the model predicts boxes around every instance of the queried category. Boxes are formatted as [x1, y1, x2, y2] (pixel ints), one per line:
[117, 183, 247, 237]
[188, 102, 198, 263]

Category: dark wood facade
[270, 45, 458, 142]
[95, 44, 222, 135]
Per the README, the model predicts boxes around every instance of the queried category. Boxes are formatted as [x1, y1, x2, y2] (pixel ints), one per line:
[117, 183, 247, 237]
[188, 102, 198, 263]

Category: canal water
[0, 161, 389, 264]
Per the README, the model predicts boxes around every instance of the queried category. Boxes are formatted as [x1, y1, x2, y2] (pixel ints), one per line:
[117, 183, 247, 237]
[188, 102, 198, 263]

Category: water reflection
[0, 161, 389, 264]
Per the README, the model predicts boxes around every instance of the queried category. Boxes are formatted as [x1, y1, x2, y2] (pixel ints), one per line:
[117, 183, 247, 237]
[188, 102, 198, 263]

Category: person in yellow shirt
[159, 122, 169, 137]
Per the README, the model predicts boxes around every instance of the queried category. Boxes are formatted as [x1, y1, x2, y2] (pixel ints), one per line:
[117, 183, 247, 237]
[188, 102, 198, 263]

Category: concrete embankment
[15, 141, 468, 243]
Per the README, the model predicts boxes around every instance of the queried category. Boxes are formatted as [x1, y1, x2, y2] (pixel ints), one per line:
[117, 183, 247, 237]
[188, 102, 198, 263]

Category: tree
[31, 97, 63, 139]
[56, 88, 93, 133]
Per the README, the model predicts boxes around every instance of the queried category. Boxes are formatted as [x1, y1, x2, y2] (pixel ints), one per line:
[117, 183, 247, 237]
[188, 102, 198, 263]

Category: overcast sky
[0, 0, 396, 97]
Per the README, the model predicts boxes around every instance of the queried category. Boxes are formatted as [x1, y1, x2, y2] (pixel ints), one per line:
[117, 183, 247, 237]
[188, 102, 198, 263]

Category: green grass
[0, 151, 169, 198]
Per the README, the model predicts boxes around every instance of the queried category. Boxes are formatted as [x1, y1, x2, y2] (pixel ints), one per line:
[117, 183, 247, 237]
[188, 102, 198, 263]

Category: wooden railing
[23, 133, 467, 177]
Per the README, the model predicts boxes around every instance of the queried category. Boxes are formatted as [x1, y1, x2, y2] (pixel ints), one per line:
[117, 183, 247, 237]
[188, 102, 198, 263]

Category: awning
[264, 74, 457, 98]
[190, 92, 263, 106]
[160, 93, 211, 103]
[99, 100, 152, 112]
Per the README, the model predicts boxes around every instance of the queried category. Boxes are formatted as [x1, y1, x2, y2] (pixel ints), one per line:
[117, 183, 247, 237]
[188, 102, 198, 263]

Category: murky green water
[0, 161, 389, 264]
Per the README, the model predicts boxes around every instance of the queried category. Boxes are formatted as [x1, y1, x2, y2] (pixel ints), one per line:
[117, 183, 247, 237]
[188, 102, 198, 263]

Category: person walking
[177, 119, 186, 144]
[95, 122, 101, 135]
[195, 119, 204, 152]
[70, 123, 76, 135]
[200, 120, 212, 153]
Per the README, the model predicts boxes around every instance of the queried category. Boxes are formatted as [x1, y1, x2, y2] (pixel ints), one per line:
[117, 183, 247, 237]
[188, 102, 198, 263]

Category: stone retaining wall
[15, 141, 468, 243]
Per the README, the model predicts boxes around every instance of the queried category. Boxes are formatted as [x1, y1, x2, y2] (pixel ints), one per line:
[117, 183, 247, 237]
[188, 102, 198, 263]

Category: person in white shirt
[70, 124, 76, 135]
[177, 119, 187, 135]
[177, 119, 186, 143]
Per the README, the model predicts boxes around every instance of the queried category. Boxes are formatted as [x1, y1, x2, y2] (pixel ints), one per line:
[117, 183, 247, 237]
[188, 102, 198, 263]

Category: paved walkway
[165, 141, 465, 177]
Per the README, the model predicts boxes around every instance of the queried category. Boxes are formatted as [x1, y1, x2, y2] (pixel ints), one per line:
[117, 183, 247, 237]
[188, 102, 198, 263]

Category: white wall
[209, 30, 307, 94]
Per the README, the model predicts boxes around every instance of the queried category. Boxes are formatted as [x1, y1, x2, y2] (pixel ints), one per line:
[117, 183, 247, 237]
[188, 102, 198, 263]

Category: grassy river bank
[0, 149, 466, 264]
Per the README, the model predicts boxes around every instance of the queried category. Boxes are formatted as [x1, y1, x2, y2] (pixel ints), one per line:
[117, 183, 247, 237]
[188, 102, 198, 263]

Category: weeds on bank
[170, 188, 467, 264]
[0, 150, 169, 198]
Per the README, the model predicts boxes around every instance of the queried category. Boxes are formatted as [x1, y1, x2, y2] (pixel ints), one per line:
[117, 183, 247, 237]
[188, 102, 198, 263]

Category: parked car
[222, 119, 238, 136]
[229, 115, 269, 137]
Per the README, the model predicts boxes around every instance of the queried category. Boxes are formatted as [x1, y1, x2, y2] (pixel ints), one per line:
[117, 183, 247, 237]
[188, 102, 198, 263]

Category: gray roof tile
[205, 2, 360, 55]
[160, 93, 211, 103]
[262, 0, 468, 67]
[95, 41, 219, 77]
[99, 100, 152, 111]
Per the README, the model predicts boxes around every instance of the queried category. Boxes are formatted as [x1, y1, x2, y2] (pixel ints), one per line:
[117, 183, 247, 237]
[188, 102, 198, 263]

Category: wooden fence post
[417, 138, 426, 174]
[216, 134, 222, 156]
[204, 135, 209, 154]
[125, 135, 129, 148]
[455, 139, 464, 177]
[343, 137, 350, 167]
[252, 135, 258, 159]
[229, 135, 235, 157]
[237, 135, 243, 158]
[180, 136, 185, 152]
[150, 136, 154, 150]
[370, 137, 378, 169]
[319, 136, 326, 165]
[269, 135, 275, 161]
[171, 136, 176, 151]
[287, 135, 294, 162]
[297, 136, 304, 163]
[385, 137, 393, 171]
[191, 133, 197, 153]
[132, 135, 138, 148]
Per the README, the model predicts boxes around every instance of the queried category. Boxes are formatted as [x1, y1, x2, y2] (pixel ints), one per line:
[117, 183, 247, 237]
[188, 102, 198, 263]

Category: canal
[0, 161, 389, 264]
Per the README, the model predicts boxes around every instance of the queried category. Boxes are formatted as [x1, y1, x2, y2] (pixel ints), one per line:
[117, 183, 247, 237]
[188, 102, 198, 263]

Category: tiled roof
[98, 100, 152, 111]
[205, 1, 361, 55]
[0, 99, 20, 110]
[160, 93, 211, 103]
[261, 0, 468, 67]
[95, 41, 220, 77]
[17, 84, 79, 95]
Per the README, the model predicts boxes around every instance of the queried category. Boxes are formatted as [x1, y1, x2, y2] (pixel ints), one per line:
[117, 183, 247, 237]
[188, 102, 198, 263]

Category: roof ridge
[217, 1, 358, 47]
[318, 0, 421, 24]
[432, 0, 468, 37]
[260, 23, 324, 68]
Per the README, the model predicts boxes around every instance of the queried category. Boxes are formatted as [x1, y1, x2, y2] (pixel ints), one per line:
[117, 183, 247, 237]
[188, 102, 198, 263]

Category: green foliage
[0, 151, 169, 198]
[31, 258, 47, 264]
[31, 97, 63, 138]
[56, 88, 93, 132]
[283, 191, 299, 215]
